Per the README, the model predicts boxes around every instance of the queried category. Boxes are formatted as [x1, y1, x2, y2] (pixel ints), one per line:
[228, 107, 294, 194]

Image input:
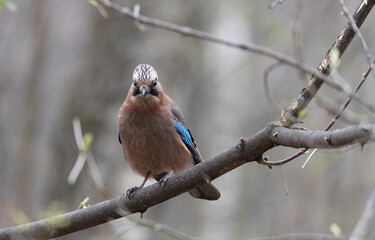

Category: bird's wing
[170, 101, 187, 125]
[169, 99, 203, 164]
[171, 101, 221, 201]
[174, 120, 203, 165]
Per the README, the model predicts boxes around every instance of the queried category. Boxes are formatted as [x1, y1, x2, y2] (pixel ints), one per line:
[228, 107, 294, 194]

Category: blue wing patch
[174, 120, 203, 165]
[174, 121, 194, 147]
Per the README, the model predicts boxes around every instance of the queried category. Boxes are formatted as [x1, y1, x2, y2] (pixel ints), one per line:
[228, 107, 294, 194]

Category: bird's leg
[158, 170, 174, 187]
[126, 171, 151, 198]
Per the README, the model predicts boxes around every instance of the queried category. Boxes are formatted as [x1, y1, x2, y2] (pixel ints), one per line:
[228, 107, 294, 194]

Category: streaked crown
[133, 64, 158, 86]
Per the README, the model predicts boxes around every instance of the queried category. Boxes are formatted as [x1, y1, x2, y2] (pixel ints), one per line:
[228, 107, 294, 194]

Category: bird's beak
[140, 85, 150, 96]
[141, 88, 147, 96]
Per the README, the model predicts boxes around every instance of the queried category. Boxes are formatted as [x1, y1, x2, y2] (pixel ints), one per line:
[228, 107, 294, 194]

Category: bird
[118, 64, 220, 200]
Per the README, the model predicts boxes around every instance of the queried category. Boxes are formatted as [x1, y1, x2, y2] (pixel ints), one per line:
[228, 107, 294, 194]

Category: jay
[118, 64, 220, 200]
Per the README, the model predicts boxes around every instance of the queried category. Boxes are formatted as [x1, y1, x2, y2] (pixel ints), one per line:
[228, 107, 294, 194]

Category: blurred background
[1, 0, 375, 239]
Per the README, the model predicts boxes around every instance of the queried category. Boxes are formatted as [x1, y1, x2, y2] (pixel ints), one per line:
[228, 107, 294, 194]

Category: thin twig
[261, 62, 373, 167]
[101, 0, 371, 113]
[99, 0, 371, 108]
[280, 164, 288, 196]
[280, 0, 375, 126]
[68, 117, 105, 189]
[305, 62, 371, 167]
[266, 0, 375, 123]
[67, 117, 88, 184]
[97, 0, 339, 87]
[349, 186, 375, 240]
[292, 0, 305, 80]
[258, 148, 307, 167]
[86, 151, 105, 191]
[264, 61, 375, 117]
[264, 1, 375, 167]
[127, 215, 206, 240]
[301, 148, 317, 168]
[301, 63, 372, 167]
[323, 65, 371, 131]
[269, 0, 287, 9]
[338, 0, 375, 77]
[314, 95, 361, 124]
[245, 232, 345, 240]
[263, 61, 284, 111]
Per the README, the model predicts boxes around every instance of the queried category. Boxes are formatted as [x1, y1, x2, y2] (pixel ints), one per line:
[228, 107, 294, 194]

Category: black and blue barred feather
[174, 121, 194, 147]
[174, 120, 202, 165]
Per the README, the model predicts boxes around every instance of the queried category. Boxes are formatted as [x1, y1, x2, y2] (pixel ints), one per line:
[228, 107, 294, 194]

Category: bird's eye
[133, 81, 137, 87]
[153, 77, 158, 86]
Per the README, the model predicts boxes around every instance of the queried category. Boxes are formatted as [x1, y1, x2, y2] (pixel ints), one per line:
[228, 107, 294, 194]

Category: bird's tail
[188, 183, 221, 200]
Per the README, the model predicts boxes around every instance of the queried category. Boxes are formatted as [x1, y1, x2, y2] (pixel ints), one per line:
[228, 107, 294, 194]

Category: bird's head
[129, 64, 163, 107]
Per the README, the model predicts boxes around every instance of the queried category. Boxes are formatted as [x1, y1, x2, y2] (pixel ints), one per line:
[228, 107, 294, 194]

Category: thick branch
[271, 123, 374, 149]
[1, 123, 375, 239]
[280, 0, 375, 127]
[2, 1, 374, 239]
[0, 124, 274, 239]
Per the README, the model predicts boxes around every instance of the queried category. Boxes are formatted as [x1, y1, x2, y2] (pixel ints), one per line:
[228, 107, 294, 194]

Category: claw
[126, 171, 152, 198]
[158, 177, 168, 187]
[126, 186, 140, 198]
[158, 170, 174, 187]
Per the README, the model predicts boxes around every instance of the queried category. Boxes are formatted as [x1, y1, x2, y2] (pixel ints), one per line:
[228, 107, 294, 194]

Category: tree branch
[271, 123, 374, 149]
[1, 122, 375, 239]
[280, 0, 375, 127]
[127, 215, 204, 240]
[96, 0, 375, 127]
[349, 186, 375, 240]
[262, 57, 374, 167]
[269, 0, 287, 10]
[338, 0, 375, 77]
[2, 1, 374, 239]
[0, 124, 272, 239]
[247, 232, 344, 240]
[97, 0, 335, 85]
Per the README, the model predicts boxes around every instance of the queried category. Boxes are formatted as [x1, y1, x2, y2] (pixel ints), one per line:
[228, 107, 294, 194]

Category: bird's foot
[126, 186, 140, 198]
[158, 170, 174, 187]
[126, 173, 151, 198]
[158, 177, 168, 187]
